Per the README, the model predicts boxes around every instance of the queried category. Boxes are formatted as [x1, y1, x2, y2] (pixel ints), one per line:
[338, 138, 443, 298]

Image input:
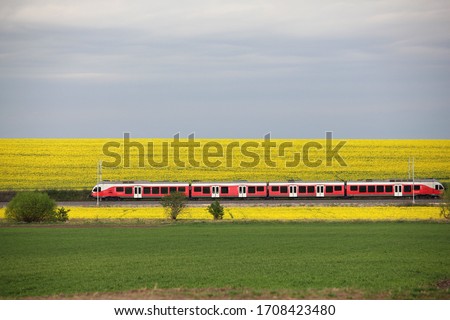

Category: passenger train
[91, 179, 444, 200]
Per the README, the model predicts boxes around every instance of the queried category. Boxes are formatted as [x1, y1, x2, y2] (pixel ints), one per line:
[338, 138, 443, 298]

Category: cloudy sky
[0, 0, 449, 138]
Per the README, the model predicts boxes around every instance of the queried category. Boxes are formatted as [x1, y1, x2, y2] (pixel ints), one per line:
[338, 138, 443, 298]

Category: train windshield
[435, 184, 444, 190]
[92, 186, 101, 192]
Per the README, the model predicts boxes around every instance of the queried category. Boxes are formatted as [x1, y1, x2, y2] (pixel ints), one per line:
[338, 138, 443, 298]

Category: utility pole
[408, 157, 411, 179]
[412, 157, 415, 205]
[97, 160, 102, 207]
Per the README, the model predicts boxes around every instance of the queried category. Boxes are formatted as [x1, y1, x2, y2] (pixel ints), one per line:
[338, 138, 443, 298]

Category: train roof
[99, 180, 189, 185]
[269, 181, 344, 184]
[191, 181, 267, 185]
[347, 179, 439, 183]
[97, 179, 441, 185]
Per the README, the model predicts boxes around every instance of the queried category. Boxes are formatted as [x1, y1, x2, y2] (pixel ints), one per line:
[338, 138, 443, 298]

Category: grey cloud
[0, 0, 449, 138]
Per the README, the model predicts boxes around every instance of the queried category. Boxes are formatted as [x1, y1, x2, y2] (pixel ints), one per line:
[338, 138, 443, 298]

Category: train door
[239, 185, 247, 198]
[394, 185, 402, 197]
[212, 186, 220, 198]
[316, 185, 325, 197]
[134, 186, 142, 199]
[289, 185, 297, 197]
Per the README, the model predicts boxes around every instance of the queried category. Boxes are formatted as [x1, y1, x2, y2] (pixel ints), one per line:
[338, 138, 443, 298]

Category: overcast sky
[0, 0, 449, 138]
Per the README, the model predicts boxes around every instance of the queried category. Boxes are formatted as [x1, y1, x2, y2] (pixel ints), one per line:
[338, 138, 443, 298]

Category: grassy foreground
[0, 222, 449, 299]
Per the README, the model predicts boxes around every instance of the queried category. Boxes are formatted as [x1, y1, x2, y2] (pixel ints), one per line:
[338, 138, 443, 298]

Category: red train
[91, 179, 444, 200]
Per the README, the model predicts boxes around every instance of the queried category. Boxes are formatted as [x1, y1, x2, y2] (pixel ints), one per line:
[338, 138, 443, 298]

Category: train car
[91, 179, 444, 200]
[190, 181, 267, 198]
[268, 181, 345, 198]
[91, 181, 190, 200]
[346, 179, 444, 198]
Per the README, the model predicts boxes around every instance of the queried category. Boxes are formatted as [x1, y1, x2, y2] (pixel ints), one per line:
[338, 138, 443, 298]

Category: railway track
[0, 198, 441, 208]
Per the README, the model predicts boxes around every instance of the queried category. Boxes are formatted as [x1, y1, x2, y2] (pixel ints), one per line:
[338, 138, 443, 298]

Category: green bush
[5, 192, 70, 223]
[160, 192, 187, 220]
[54, 207, 70, 222]
[207, 200, 224, 220]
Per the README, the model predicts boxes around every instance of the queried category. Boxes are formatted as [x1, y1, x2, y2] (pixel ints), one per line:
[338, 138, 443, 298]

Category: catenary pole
[96, 160, 102, 207]
[412, 157, 415, 204]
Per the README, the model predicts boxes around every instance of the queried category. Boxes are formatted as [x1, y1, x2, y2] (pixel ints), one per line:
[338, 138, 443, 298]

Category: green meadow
[0, 221, 449, 299]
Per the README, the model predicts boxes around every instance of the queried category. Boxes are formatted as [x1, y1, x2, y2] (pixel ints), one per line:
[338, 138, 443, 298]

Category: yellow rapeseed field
[0, 206, 442, 221]
[0, 138, 449, 190]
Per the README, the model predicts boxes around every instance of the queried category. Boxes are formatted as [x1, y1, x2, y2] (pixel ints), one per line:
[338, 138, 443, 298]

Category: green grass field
[0, 222, 449, 299]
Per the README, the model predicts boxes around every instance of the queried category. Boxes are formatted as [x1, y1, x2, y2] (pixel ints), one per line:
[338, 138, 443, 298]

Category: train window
[359, 186, 367, 192]
[368, 186, 375, 192]
[125, 187, 133, 194]
[221, 186, 229, 194]
[307, 186, 314, 193]
[404, 185, 411, 192]
[194, 187, 201, 192]
[169, 187, 177, 193]
[376, 185, 384, 193]
[143, 187, 151, 194]
[161, 187, 168, 194]
[335, 186, 342, 191]
[202, 187, 210, 194]
[179, 187, 186, 192]
[280, 186, 288, 193]
[152, 187, 160, 194]
[248, 186, 256, 194]
[326, 186, 333, 193]
[257, 186, 265, 192]
[299, 186, 306, 193]
[414, 185, 420, 191]
[350, 186, 357, 191]
[116, 187, 124, 192]
[385, 186, 393, 192]
[272, 186, 279, 192]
